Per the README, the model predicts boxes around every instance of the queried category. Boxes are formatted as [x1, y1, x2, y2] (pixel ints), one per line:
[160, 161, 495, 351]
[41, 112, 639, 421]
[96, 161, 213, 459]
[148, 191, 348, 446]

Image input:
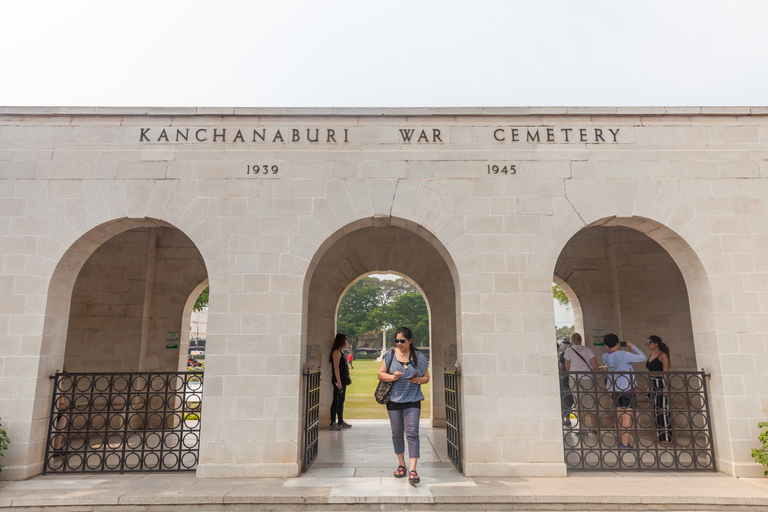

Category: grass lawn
[344, 359, 431, 419]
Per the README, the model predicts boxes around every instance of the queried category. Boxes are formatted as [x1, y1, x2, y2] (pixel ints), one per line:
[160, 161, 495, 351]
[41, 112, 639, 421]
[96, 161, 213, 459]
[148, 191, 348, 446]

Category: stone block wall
[0, 107, 767, 479]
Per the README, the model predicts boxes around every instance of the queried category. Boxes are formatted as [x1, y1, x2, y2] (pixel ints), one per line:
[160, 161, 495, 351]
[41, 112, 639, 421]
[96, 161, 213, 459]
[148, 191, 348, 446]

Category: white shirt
[564, 345, 596, 372]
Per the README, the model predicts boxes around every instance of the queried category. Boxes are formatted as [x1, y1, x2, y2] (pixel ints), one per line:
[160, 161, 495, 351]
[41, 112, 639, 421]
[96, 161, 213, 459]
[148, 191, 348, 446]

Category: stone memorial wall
[0, 107, 766, 479]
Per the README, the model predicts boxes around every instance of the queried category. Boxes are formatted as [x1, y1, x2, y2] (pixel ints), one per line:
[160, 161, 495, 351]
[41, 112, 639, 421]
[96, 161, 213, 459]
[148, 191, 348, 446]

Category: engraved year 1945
[246, 164, 279, 175]
[487, 164, 516, 175]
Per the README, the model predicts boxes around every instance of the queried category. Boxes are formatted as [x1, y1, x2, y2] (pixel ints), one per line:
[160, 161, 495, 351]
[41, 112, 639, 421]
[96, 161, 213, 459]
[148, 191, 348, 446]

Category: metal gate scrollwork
[302, 368, 321, 472]
[444, 369, 462, 473]
[45, 371, 203, 474]
[560, 369, 716, 471]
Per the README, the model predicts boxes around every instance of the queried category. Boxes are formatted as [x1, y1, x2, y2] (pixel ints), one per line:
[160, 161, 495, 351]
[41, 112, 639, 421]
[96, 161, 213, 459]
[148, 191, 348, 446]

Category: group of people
[329, 326, 671, 483]
[559, 332, 672, 450]
[328, 327, 429, 485]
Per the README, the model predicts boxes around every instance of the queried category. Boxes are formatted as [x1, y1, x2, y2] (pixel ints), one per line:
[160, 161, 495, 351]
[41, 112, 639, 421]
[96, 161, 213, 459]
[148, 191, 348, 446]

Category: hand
[391, 371, 403, 381]
[336, 382, 342, 389]
[625, 340, 634, 348]
[407, 376, 421, 384]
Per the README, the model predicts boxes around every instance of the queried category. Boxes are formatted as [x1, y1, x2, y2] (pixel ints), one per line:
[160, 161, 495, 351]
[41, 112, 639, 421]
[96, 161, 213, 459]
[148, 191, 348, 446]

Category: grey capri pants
[386, 402, 421, 458]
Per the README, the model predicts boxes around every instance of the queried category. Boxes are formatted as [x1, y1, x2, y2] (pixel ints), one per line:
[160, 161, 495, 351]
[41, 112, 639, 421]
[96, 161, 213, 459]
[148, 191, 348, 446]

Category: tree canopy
[193, 286, 209, 312]
[552, 284, 570, 309]
[337, 276, 429, 350]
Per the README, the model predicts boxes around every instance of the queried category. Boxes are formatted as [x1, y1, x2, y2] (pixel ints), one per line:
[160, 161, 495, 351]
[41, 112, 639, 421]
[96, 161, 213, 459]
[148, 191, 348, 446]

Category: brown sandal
[393, 465, 407, 478]
[408, 470, 420, 484]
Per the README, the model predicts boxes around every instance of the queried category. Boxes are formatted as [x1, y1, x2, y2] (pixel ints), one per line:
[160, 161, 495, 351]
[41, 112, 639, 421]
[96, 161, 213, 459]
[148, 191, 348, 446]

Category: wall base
[196, 463, 300, 478]
[722, 459, 767, 478]
[463, 462, 567, 478]
[0, 461, 44, 481]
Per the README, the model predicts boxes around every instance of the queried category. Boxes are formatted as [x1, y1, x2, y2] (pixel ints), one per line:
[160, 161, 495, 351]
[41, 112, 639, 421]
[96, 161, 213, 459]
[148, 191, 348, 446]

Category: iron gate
[44, 371, 203, 474]
[302, 368, 321, 472]
[444, 369, 462, 473]
[560, 370, 715, 471]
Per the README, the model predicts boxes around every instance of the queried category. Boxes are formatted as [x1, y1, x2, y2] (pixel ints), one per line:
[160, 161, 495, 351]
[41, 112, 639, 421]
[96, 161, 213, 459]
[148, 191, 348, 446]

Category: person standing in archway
[601, 334, 647, 450]
[378, 327, 430, 485]
[563, 332, 598, 430]
[646, 335, 672, 445]
[329, 333, 352, 430]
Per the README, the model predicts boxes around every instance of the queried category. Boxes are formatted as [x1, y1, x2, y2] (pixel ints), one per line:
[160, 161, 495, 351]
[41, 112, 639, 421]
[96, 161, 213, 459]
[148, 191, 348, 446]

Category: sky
[0, 1, 748, 327]
[2, 1, 767, 108]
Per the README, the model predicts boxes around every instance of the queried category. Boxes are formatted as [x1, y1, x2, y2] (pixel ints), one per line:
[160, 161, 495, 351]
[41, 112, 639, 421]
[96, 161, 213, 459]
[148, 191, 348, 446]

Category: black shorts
[614, 392, 633, 408]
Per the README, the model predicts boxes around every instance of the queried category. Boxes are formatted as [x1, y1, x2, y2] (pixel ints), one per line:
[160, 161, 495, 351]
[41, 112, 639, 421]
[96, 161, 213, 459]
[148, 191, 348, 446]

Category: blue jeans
[387, 406, 421, 458]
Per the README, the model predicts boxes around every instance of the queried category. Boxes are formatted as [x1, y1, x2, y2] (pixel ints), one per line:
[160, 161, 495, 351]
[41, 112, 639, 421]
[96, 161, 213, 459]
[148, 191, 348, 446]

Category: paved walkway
[1, 420, 767, 511]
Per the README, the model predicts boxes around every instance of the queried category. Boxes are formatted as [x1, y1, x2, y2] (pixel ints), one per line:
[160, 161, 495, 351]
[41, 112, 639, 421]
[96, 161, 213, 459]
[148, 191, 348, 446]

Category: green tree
[337, 277, 384, 354]
[553, 284, 570, 309]
[194, 286, 209, 312]
[379, 278, 418, 304]
[556, 324, 575, 341]
[0, 417, 9, 473]
[382, 292, 429, 348]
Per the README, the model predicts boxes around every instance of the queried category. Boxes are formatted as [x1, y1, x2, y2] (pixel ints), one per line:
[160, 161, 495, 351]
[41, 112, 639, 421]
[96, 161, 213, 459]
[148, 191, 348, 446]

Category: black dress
[646, 356, 672, 444]
[330, 349, 349, 424]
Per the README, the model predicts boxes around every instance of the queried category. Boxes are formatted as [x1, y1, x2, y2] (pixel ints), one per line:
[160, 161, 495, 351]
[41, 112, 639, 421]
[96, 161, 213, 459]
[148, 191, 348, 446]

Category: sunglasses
[646, 340, 654, 345]
[394, 338, 408, 344]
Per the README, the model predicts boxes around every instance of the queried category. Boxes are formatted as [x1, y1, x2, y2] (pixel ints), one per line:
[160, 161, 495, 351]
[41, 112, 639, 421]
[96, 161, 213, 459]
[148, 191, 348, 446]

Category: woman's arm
[332, 349, 342, 389]
[377, 353, 401, 382]
[626, 343, 648, 362]
[564, 358, 571, 371]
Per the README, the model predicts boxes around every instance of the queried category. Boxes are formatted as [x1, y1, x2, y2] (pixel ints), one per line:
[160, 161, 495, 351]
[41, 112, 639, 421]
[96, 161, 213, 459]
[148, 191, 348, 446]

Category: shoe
[329, 422, 340, 431]
[393, 465, 407, 478]
[619, 444, 636, 451]
[338, 421, 352, 428]
[408, 470, 420, 485]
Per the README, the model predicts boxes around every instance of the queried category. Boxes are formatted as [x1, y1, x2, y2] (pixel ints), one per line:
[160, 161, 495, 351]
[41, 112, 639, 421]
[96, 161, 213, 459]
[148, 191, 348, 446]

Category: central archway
[301, 217, 460, 467]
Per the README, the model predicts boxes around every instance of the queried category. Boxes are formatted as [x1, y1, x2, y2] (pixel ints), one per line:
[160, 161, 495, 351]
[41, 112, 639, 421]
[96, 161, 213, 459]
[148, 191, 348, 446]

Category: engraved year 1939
[247, 164, 279, 175]
[487, 164, 516, 175]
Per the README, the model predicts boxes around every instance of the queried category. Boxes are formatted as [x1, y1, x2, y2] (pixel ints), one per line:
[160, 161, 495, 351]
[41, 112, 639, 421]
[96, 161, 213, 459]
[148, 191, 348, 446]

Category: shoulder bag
[374, 350, 395, 404]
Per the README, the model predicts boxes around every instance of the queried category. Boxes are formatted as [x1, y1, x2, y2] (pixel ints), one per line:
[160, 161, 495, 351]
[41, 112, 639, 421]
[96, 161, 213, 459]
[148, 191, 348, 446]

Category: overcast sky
[3, 1, 766, 107]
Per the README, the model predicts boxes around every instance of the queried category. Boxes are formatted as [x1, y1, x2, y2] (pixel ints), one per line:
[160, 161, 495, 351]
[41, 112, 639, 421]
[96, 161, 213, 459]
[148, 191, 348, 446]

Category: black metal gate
[560, 370, 716, 471]
[302, 368, 321, 472]
[444, 369, 462, 473]
[44, 371, 203, 474]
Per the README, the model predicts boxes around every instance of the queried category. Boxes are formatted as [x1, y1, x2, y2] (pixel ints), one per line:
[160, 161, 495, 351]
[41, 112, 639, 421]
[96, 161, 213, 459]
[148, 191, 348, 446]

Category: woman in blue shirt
[601, 333, 647, 450]
[377, 327, 430, 485]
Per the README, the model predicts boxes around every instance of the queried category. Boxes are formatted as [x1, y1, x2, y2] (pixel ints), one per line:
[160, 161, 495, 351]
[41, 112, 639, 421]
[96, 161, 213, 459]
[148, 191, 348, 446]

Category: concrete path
[1, 420, 766, 511]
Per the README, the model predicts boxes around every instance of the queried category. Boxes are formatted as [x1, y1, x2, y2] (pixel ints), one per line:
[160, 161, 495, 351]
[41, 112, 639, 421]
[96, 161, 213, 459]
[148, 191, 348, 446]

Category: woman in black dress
[329, 333, 351, 430]
[645, 335, 672, 445]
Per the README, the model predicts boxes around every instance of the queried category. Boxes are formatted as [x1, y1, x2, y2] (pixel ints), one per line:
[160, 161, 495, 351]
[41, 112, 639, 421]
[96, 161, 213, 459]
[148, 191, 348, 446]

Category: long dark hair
[648, 335, 670, 357]
[395, 326, 419, 369]
[328, 333, 347, 363]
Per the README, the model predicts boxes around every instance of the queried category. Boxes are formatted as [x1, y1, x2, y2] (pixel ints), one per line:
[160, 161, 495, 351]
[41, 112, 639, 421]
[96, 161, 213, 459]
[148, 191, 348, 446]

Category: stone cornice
[0, 106, 767, 117]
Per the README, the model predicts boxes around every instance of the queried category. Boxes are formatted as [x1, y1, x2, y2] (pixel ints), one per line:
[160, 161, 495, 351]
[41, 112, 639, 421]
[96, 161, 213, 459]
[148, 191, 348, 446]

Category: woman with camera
[601, 334, 647, 451]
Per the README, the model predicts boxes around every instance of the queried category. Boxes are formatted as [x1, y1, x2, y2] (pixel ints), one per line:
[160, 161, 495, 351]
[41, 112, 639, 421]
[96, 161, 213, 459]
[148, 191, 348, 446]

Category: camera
[619, 341, 627, 347]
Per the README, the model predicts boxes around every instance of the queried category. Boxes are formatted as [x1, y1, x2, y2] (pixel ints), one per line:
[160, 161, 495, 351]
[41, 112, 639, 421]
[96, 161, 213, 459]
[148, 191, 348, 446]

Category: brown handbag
[374, 350, 395, 404]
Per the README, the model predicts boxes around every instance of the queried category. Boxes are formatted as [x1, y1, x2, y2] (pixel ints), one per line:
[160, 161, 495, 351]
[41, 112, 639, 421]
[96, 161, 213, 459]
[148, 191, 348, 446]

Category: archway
[334, 272, 433, 420]
[552, 217, 719, 470]
[554, 221, 698, 369]
[301, 218, 460, 469]
[32, 218, 208, 474]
